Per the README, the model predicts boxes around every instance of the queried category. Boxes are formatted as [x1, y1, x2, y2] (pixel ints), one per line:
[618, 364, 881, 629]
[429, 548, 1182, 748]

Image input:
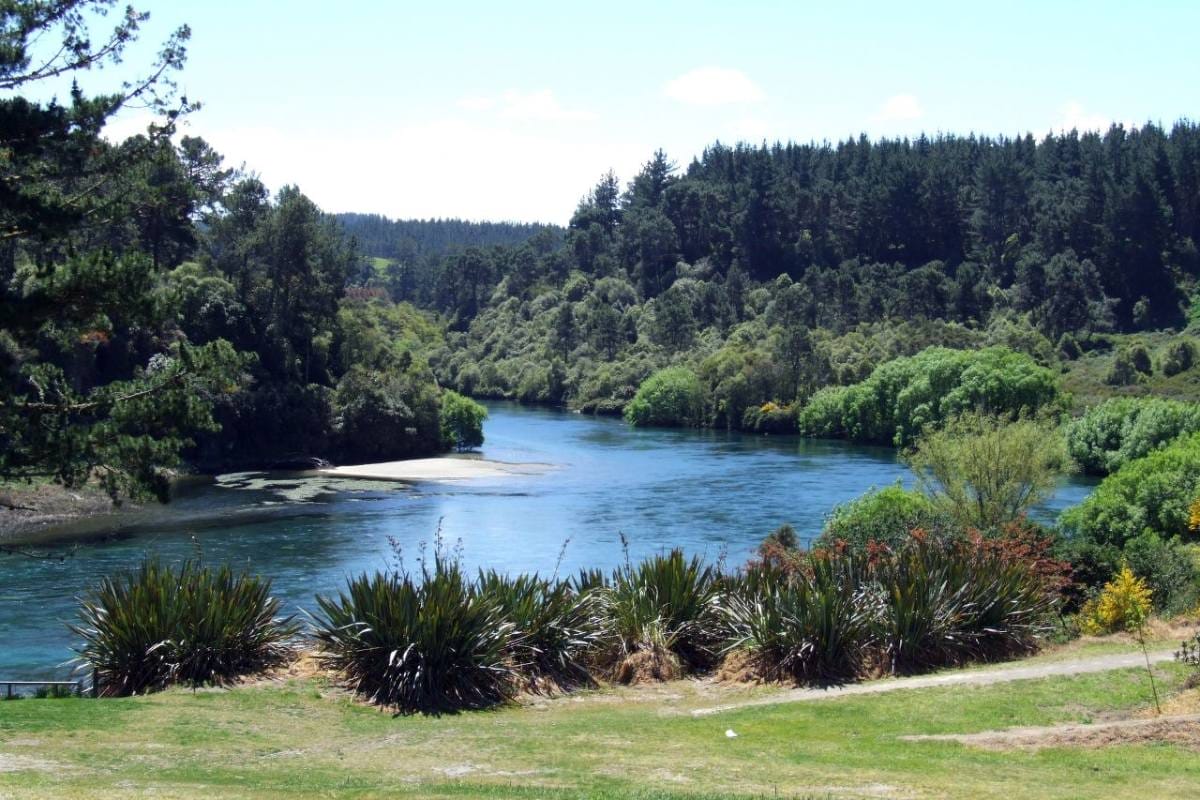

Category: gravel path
[692, 649, 1179, 717]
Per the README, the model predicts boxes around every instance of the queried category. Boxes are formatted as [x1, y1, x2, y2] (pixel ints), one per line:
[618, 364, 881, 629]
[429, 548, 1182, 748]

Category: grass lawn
[0, 646, 1195, 800]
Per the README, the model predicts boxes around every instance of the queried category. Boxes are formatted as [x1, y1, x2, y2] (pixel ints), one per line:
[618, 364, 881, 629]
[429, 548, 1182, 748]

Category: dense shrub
[816, 483, 948, 554]
[1067, 397, 1200, 475]
[72, 560, 297, 696]
[906, 414, 1069, 531]
[440, 390, 487, 451]
[1122, 533, 1200, 615]
[725, 557, 874, 682]
[600, 549, 723, 679]
[1060, 431, 1200, 547]
[869, 534, 1060, 672]
[794, 385, 850, 438]
[1163, 339, 1197, 376]
[1057, 530, 1200, 615]
[313, 557, 514, 714]
[333, 365, 442, 462]
[1057, 333, 1083, 361]
[1106, 348, 1145, 385]
[741, 401, 799, 434]
[476, 570, 602, 689]
[624, 366, 705, 427]
[1129, 342, 1154, 374]
[797, 346, 1062, 446]
[727, 532, 1062, 681]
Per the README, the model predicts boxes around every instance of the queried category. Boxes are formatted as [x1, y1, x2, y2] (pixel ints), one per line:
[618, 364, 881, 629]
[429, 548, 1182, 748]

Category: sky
[57, 0, 1200, 224]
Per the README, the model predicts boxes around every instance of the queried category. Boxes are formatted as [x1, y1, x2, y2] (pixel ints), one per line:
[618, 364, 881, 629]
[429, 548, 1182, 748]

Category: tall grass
[71, 559, 297, 696]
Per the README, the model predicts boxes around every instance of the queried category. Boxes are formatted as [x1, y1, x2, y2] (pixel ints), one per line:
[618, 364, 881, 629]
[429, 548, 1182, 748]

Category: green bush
[725, 558, 874, 682]
[72, 560, 297, 696]
[1106, 348, 1145, 385]
[794, 385, 850, 438]
[729, 532, 1061, 681]
[870, 535, 1057, 672]
[1060, 431, 1200, 548]
[741, 401, 799, 434]
[1057, 333, 1083, 361]
[333, 365, 442, 462]
[906, 414, 1069, 531]
[1054, 527, 1198, 615]
[440, 390, 487, 451]
[1129, 342, 1154, 374]
[1163, 339, 1197, 377]
[475, 570, 602, 689]
[1066, 397, 1200, 475]
[816, 483, 948, 554]
[624, 366, 705, 427]
[797, 346, 1062, 446]
[1122, 532, 1200, 615]
[313, 556, 515, 714]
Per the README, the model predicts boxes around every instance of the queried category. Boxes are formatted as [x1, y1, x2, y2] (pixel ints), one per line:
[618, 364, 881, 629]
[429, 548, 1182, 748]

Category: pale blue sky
[81, 1, 1200, 223]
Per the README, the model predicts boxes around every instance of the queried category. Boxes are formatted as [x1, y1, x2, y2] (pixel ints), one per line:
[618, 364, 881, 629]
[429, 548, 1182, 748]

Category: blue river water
[0, 402, 1097, 678]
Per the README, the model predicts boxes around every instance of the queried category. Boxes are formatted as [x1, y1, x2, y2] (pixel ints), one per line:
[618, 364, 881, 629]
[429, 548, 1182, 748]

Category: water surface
[0, 402, 1096, 678]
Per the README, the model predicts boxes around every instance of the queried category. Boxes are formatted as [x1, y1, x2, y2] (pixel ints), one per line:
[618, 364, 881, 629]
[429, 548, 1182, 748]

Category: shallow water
[0, 402, 1097, 678]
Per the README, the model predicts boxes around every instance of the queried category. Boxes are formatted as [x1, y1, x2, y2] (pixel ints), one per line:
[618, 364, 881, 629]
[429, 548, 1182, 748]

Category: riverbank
[0, 455, 546, 549]
[0, 482, 130, 547]
[1, 639, 1194, 799]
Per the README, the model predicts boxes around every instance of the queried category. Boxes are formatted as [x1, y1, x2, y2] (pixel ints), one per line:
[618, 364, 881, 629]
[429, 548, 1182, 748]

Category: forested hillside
[337, 213, 559, 262]
[383, 129, 1200, 427]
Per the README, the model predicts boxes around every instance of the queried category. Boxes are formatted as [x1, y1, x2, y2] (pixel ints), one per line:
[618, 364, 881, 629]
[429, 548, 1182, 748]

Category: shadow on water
[0, 400, 1097, 678]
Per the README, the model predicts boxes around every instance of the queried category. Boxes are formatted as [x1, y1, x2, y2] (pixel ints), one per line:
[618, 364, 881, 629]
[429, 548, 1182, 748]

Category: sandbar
[318, 457, 551, 482]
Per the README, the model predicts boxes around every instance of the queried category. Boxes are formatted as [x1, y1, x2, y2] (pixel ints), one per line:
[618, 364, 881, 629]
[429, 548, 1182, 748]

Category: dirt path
[898, 713, 1200, 750]
[692, 649, 1178, 717]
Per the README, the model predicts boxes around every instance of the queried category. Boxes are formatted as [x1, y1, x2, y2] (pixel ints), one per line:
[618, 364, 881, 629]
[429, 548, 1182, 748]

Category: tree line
[377, 126, 1199, 425]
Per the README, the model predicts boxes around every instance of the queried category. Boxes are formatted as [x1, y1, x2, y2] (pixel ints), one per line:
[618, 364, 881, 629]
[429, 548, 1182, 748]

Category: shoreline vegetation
[0, 482, 134, 547]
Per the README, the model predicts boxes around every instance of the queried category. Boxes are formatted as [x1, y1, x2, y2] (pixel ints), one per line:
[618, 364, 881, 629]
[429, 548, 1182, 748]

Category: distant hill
[336, 213, 562, 261]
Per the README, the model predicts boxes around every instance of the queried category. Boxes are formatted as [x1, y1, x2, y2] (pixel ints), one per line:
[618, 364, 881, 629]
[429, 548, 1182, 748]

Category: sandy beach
[318, 457, 552, 482]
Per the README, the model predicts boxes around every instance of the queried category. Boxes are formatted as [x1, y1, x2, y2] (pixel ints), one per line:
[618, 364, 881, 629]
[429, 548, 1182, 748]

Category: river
[0, 402, 1097, 678]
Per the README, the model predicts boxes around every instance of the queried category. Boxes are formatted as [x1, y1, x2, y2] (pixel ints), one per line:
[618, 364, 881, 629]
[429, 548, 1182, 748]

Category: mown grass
[0, 651, 1195, 800]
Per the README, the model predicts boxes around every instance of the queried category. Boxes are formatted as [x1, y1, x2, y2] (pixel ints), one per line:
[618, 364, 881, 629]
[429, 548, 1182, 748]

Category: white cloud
[663, 67, 765, 106]
[455, 89, 596, 122]
[872, 94, 923, 123]
[1052, 101, 1135, 133]
[188, 117, 642, 223]
[455, 95, 498, 112]
[99, 110, 160, 142]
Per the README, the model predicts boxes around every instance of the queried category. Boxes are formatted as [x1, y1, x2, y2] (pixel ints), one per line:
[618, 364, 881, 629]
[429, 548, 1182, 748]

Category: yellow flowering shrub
[1189, 496, 1200, 532]
[1080, 565, 1153, 635]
